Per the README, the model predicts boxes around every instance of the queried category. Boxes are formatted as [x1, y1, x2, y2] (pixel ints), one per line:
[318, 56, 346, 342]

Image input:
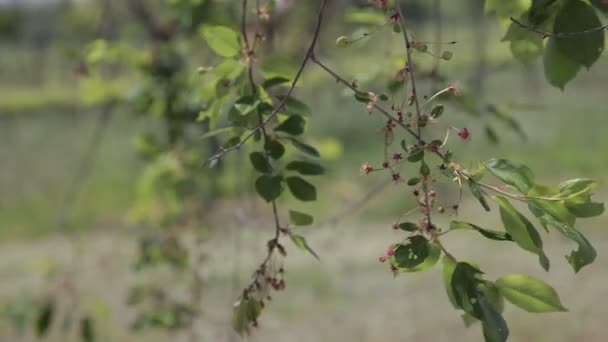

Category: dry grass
[0, 196, 606, 342]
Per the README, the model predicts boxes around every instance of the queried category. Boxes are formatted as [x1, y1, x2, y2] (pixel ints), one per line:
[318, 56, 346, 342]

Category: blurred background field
[0, 0, 607, 341]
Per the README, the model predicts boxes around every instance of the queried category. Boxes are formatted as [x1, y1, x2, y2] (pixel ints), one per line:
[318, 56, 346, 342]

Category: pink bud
[458, 128, 470, 140]
[386, 247, 395, 256]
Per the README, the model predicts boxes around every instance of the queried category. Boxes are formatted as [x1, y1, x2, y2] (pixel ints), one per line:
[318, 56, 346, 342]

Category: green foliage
[50, 1, 607, 341]
[491, 0, 608, 88]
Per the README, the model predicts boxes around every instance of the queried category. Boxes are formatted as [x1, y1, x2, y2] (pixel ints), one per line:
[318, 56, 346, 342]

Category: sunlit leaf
[496, 274, 567, 312]
[201, 25, 241, 57]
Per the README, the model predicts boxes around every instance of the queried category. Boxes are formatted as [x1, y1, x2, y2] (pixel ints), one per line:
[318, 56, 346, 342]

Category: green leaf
[255, 175, 283, 202]
[558, 178, 598, 195]
[554, 0, 605, 68]
[393, 235, 430, 269]
[430, 104, 444, 118]
[398, 242, 441, 272]
[527, 198, 596, 272]
[354, 91, 372, 103]
[232, 298, 261, 335]
[558, 179, 604, 217]
[442, 256, 459, 308]
[231, 300, 248, 335]
[36, 300, 55, 337]
[276, 96, 312, 116]
[201, 25, 241, 57]
[468, 178, 491, 211]
[264, 139, 285, 160]
[398, 222, 418, 232]
[80, 316, 95, 342]
[566, 200, 605, 218]
[246, 298, 262, 322]
[261, 56, 297, 80]
[286, 161, 324, 175]
[214, 58, 245, 79]
[494, 196, 545, 257]
[234, 96, 260, 115]
[544, 37, 581, 89]
[289, 139, 320, 158]
[286, 177, 317, 201]
[480, 297, 509, 342]
[275, 115, 306, 135]
[420, 161, 431, 177]
[484, 159, 534, 193]
[450, 262, 484, 317]
[502, 21, 543, 63]
[407, 177, 420, 186]
[496, 274, 567, 312]
[249, 152, 272, 173]
[289, 210, 314, 226]
[263, 76, 290, 89]
[450, 221, 512, 241]
[449, 265, 509, 341]
[408, 146, 424, 162]
[290, 234, 320, 260]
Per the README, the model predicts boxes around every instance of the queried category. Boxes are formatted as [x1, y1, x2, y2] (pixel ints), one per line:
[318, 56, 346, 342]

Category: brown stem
[208, 0, 329, 163]
[396, 2, 433, 227]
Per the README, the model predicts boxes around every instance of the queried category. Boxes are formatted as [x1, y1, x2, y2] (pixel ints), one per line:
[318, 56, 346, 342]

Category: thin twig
[208, 0, 329, 163]
[310, 56, 422, 140]
[510, 16, 608, 38]
[396, 2, 433, 227]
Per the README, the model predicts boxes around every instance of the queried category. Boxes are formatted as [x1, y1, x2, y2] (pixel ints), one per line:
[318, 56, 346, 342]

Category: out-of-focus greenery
[0, 1, 607, 341]
[0, 0, 607, 236]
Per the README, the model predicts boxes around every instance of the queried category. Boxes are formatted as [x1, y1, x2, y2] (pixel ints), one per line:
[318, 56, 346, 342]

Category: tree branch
[510, 16, 608, 38]
[208, 0, 329, 163]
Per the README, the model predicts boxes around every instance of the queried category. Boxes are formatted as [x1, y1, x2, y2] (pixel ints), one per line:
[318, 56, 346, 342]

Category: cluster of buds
[243, 241, 287, 313]
[367, 92, 378, 113]
[378, 246, 395, 263]
[361, 162, 374, 175]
